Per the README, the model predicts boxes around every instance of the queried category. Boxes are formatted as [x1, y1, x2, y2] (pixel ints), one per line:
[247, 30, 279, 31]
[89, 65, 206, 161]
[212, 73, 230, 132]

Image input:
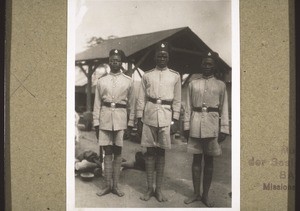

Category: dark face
[109, 54, 122, 73]
[155, 51, 169, 68]
[201, 57, 215, 76]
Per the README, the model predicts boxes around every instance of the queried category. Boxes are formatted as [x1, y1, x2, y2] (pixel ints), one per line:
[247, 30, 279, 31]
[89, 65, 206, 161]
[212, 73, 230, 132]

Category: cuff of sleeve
[183, 122, 190, 131]
[220, 125, 229, 134]
[128, 120, 134, 127]
[93, 121, 99, 127]
[129, 113, 135, 121]
[172, 111, 180, 120]
[136, 110, 143, 118]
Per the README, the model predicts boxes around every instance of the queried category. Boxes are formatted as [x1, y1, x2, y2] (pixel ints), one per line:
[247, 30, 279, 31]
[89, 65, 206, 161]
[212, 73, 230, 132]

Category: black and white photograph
[67, 0, 240, 210]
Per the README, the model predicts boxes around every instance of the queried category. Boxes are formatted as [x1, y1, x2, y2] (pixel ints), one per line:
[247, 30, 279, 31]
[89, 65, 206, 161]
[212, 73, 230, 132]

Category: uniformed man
[183, 52, 229, 207]
[136, 42, 181, 202]
[93, 49, 135, 197]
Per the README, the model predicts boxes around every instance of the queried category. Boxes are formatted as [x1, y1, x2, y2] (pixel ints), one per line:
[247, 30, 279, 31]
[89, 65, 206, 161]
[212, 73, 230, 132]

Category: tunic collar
[109, 71, 122, 76]
[155, 66, 168, 71]
[202, 74, 214, 80]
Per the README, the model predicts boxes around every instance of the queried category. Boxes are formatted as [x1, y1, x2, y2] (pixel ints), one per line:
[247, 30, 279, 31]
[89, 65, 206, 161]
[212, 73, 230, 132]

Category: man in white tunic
[136, 42, 181, 202]
[183, 52, 229, 207]
[93, 49, 135, 197]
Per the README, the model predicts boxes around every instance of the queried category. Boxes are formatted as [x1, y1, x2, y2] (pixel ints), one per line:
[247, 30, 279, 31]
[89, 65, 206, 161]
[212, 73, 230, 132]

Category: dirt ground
[75, 130, 232, 208]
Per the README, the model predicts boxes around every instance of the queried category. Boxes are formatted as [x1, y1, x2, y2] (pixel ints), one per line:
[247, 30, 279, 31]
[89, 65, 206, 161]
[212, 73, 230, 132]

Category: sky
[75, 0, 232, 65]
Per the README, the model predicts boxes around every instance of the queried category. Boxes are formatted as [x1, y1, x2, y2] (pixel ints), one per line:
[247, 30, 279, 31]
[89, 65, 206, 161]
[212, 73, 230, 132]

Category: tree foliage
[86, 35, 119, 48]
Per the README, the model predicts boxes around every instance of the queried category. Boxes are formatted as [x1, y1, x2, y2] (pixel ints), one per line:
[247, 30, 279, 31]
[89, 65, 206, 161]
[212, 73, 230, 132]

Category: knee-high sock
[113, 155, 122, 189]
[145, 155, 155, 190]
[104, 155, 113, 188]
[155, 155, 165, 191]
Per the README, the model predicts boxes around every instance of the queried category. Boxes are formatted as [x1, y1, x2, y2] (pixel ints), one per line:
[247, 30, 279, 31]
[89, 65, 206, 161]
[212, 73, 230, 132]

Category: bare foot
[112, 187, 125, 197]
[184, 194, 201, 204]
[155, 189, 168, 202]
[96, 186, 111, 197]
[202, 196, 214, 207]
[140, 189, 154, 201]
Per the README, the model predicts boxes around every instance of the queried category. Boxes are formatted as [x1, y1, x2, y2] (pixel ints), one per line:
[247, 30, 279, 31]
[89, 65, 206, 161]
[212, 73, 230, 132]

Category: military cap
[204, 51, 219, 61]
[109, 49, 126, 61]
[155, 41, 170, 53]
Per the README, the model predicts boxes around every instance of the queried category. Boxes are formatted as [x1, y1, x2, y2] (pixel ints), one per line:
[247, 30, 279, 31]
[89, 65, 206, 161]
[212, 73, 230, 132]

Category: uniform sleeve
[172, 74, 181, 120]
[93, 81, 101, 127]
[219, 83, 230, 134]
[136, 75, 146, 118]
[127, 79, 136, 127]
[183, 82, 192, 130]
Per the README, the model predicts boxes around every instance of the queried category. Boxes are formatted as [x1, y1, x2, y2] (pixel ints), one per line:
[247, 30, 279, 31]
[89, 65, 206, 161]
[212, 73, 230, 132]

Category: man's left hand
[137, 118, 143, 137]
[218, 132, 227, 143]
[170, 119, 179, 135]
[95, 125, 99, 139]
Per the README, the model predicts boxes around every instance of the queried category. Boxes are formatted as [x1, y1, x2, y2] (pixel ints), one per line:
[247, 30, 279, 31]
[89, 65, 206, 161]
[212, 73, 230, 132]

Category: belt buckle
[202, 106, 208, 112]
[156, 99, 162, 104]
[111, 102, 116, 108]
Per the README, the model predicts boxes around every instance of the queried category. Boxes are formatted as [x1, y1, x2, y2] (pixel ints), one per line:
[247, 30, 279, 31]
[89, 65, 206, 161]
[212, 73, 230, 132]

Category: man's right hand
[183, 130, 190, 140]
[95, 125, 99, 139]
[137, 118, 143, 136]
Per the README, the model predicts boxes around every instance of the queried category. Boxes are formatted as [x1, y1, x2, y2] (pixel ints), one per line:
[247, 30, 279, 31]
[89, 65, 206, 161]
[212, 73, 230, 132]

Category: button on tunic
[183, 76, 229, 138]
[93, 72, 135, 131]
[136, 67, 181, 127]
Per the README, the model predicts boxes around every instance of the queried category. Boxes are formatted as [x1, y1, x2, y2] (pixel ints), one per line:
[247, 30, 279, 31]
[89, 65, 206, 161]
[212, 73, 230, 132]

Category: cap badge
[208, 52, 211, 56]
[161, 43, 165, 48]
[114, 50, 118, 53]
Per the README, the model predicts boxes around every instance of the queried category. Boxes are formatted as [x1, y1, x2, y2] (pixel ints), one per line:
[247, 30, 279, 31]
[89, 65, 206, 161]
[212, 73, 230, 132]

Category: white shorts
[98, 129, 124, 147]
[141, 124, 171, 149]
[187, 137, 221, 156]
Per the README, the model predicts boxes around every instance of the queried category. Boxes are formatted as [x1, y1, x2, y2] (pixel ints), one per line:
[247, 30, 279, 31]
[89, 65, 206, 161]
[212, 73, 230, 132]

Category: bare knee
[156, 147, 165, 157]
[103, 146, 113, 156]
[146, 147, 156, 157]
[193, 154, 202, 165]
[204, 155, 214, 169]
[113, 145, 122, 156]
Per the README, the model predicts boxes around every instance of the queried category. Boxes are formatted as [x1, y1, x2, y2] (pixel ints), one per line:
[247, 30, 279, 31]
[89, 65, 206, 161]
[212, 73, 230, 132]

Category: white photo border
[67, 0, 240, 210]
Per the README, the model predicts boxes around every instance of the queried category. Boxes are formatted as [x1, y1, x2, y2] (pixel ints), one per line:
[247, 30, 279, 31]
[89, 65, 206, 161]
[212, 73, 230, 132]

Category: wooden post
[86, 62, 100, 112]
[126, 62, 133, 77]
[86, 64, 93, 112]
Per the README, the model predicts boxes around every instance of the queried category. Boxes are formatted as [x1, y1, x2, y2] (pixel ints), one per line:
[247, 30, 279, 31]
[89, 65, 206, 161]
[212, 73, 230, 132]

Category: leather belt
[148, 97, 172, 105]
[102, 102, 127, 108]
[192, 107, 219, 113]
